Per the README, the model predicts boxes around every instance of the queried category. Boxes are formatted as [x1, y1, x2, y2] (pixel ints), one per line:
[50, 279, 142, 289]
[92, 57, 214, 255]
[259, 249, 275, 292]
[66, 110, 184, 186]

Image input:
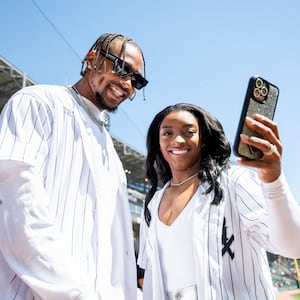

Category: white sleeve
[0, 161, 98, 299]
[262, 173, 300, 258]
[137, 209, 154, 300]
[137, 208, 148, 270]
[0, 90, 99, 299]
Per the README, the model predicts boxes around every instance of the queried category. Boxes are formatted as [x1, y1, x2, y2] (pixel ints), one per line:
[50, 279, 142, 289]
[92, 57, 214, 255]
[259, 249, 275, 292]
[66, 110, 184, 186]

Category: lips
[111, 85, 123, 97]
[169, 149, 189, 155]
[109, 83, 128, 100]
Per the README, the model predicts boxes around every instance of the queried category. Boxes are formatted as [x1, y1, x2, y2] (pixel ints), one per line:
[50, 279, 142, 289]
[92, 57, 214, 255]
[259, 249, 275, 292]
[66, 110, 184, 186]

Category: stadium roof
[0, 55, 147, 193]
[0, 56, 35, 110]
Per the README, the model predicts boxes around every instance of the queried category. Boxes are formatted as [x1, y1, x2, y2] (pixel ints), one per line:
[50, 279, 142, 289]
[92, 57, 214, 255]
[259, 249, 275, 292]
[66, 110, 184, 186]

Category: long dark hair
[144, 103, 231, 226]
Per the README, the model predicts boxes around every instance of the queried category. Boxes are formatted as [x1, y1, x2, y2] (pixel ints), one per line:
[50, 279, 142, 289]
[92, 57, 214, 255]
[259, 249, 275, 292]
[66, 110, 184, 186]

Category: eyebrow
[160, 124, 196, 129]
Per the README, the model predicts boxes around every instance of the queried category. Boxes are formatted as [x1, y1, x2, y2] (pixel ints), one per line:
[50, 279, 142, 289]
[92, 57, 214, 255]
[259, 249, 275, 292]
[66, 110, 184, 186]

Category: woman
[138, 103, 300, 300]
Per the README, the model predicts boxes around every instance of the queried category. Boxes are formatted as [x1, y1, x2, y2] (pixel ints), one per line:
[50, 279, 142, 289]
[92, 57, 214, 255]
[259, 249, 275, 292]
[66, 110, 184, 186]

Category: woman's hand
[236, 114, 282, 183]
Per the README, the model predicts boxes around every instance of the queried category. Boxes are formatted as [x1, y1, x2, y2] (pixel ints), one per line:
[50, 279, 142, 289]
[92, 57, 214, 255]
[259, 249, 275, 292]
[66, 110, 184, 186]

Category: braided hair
[80, 33, 147, 100]
[144, 103, 231, 226]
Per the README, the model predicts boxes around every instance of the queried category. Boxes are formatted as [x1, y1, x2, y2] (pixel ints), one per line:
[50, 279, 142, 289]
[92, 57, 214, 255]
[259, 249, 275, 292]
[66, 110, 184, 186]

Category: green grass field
[292, 293, 300, 299]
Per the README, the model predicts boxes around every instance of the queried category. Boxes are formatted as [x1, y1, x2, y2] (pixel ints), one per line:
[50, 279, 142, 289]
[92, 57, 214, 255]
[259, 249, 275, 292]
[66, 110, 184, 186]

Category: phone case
[233, 76, 279, 160]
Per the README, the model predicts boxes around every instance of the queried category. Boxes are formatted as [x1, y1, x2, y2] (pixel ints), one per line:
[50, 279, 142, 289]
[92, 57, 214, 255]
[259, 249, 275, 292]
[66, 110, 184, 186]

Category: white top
[156, 194, 196, 294]
[0, 85, 136, 300]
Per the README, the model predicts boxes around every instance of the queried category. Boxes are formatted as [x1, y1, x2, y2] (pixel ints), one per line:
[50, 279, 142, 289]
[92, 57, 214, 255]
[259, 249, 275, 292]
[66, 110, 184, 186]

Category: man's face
[84, 41, 144, 112]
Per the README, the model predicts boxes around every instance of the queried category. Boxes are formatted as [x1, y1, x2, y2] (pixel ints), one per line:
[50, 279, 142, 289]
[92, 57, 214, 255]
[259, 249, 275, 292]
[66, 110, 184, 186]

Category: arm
[0, 160, 98, 299]
[0, 91, 98, 299]
[262, 174, 300, 258]
[236, 114, 300, 257]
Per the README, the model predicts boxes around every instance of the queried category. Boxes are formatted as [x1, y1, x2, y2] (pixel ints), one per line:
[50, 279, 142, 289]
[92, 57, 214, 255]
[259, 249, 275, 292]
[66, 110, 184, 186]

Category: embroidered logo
[222, 217, 234, 259]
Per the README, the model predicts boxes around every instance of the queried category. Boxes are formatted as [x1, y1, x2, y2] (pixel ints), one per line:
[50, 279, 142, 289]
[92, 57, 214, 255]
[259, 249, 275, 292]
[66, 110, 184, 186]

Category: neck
[170, 172, 199, 187]
[72, 81, 82, 94]
[73, 81, 100, 108]
[72, 84, 81, 95]
[69, 85, 104, 130]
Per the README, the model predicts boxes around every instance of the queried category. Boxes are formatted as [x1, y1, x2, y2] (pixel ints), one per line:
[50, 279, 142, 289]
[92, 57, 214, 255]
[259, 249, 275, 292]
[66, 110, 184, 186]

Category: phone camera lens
[255, 78, 263, 88]
[260, 86, 268, 97]
[253, 88, 260, 98]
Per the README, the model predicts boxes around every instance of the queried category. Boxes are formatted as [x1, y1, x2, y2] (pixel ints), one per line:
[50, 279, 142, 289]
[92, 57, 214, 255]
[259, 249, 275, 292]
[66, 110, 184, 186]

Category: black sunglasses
[99, 49, 148, 90]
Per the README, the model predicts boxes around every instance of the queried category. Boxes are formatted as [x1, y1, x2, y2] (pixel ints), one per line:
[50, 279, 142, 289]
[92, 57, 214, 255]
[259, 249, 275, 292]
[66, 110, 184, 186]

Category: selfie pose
[138, 103, 300, 300]
[0, 33, 148, 299]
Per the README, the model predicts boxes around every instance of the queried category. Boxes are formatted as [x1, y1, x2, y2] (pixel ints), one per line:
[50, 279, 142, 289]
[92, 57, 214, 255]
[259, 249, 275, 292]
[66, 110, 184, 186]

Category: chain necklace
[69, 85, 104, 131]
[170, 172, 199, 187]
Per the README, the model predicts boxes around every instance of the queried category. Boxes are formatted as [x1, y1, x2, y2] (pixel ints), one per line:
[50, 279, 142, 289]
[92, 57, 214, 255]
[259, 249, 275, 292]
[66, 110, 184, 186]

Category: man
[0, 33, 148, 299]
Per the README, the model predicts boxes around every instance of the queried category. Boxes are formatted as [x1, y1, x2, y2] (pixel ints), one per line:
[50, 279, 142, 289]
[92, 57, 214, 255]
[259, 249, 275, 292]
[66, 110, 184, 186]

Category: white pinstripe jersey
[0, 85, 136, 299]
[138, 166, 300, 300]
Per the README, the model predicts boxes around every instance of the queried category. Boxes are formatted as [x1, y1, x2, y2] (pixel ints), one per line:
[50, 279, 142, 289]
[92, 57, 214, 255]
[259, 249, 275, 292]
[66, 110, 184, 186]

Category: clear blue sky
[2, 0, 300, 199]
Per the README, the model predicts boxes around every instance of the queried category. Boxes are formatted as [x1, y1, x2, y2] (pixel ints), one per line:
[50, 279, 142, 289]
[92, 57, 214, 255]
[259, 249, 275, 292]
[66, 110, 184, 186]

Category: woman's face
[159, 110, 202, 173]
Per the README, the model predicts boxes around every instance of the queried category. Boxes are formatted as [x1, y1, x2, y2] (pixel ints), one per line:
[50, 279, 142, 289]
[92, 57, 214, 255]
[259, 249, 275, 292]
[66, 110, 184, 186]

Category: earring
[129, 91, 136, 101]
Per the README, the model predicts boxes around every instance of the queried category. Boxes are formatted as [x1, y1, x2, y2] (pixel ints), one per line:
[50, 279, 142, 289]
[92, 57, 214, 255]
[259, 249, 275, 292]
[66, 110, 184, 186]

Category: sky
[1, 0, 300, 199]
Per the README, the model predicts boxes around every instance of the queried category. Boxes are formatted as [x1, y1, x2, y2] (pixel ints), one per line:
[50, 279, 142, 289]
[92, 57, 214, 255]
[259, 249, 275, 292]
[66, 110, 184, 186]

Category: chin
[107, 106, 118, 113]
[95, 92, 119, 112]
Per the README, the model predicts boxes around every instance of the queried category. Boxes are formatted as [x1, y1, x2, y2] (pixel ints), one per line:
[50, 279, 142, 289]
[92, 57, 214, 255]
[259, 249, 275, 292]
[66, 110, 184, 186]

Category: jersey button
[175, 291, 183, 299]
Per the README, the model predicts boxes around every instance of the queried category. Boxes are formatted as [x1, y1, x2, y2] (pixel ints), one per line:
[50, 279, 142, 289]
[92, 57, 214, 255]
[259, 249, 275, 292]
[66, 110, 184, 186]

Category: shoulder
[222, 164, 257, 180]
[15, 84, 66, 97]
[147, 184, 168, 212]
[220, 164, 260, 189]
[12, 84, 74, 110]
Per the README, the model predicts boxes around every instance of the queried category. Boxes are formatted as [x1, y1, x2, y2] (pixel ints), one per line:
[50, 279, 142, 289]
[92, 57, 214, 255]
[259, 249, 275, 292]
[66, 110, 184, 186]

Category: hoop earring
[129, 91, 136, 101]
[80, 59, 87, 76]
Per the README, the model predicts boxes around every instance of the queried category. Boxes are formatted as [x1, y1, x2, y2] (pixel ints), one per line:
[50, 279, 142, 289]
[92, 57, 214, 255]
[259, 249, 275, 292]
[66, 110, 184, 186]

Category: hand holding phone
[233, 76, 279, 160]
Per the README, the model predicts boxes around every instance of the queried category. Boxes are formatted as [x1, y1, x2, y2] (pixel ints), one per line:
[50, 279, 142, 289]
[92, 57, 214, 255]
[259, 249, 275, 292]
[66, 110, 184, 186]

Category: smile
[111, 86, 123, 97]
[110, 84, 125, 98]
[170, 149, 189, 155]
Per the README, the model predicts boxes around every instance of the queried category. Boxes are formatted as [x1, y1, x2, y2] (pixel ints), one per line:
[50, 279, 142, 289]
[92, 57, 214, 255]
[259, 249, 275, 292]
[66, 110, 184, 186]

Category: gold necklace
[69, 85, 103, 131]
[170, 172, 199, 187]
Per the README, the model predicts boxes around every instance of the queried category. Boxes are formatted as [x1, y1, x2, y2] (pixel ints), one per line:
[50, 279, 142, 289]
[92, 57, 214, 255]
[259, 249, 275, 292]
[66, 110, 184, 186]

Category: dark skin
[73, 39, 144, 112]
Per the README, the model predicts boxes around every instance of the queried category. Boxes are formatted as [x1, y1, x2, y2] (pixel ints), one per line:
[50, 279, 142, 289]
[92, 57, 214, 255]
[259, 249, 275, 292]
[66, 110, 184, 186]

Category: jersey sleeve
[262, 174, 300, 258]
[0, 90, 52, 170]
[232, 167, 300, 258]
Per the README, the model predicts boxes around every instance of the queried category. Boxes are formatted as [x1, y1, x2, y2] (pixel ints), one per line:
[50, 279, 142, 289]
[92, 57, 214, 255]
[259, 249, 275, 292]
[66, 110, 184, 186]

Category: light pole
[294, 259, 300, 288]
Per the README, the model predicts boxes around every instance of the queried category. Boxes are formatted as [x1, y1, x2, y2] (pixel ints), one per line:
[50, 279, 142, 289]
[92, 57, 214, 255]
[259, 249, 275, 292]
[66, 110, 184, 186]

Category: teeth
[171, 150, 188, 154]
[111, 86, 123, 97]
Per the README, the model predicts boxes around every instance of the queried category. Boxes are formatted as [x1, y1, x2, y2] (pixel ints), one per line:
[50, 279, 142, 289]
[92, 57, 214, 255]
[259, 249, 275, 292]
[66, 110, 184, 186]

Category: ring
[263, 144, 276, 156]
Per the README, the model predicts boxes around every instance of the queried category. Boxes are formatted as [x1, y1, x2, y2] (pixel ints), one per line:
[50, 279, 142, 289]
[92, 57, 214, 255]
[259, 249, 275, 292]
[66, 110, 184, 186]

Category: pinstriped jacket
[138, 165, 300, 300]
[0, 85, 136, 300]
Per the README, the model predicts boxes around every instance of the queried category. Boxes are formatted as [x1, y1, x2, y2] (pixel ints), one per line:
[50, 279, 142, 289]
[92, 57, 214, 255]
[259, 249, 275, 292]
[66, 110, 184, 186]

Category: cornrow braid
[80, 33, 124, 75]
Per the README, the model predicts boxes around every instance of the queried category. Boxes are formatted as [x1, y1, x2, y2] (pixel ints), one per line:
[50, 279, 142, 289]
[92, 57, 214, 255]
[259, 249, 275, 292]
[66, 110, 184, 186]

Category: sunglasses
[99, 49, 148, 90]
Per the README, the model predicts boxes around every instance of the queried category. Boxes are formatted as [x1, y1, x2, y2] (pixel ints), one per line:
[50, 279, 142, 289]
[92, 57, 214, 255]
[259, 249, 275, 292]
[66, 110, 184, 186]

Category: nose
[172, 134, 186, 144]
[121, 76, 135, 92]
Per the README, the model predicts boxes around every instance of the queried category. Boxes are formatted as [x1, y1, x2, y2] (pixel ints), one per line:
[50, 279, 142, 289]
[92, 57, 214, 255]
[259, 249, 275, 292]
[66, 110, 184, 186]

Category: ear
[86, 50, 96, 69]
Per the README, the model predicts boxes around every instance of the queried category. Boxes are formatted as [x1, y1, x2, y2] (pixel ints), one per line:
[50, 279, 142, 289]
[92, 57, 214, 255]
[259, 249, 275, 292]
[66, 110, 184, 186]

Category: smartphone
[233, 76, 279, 160]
